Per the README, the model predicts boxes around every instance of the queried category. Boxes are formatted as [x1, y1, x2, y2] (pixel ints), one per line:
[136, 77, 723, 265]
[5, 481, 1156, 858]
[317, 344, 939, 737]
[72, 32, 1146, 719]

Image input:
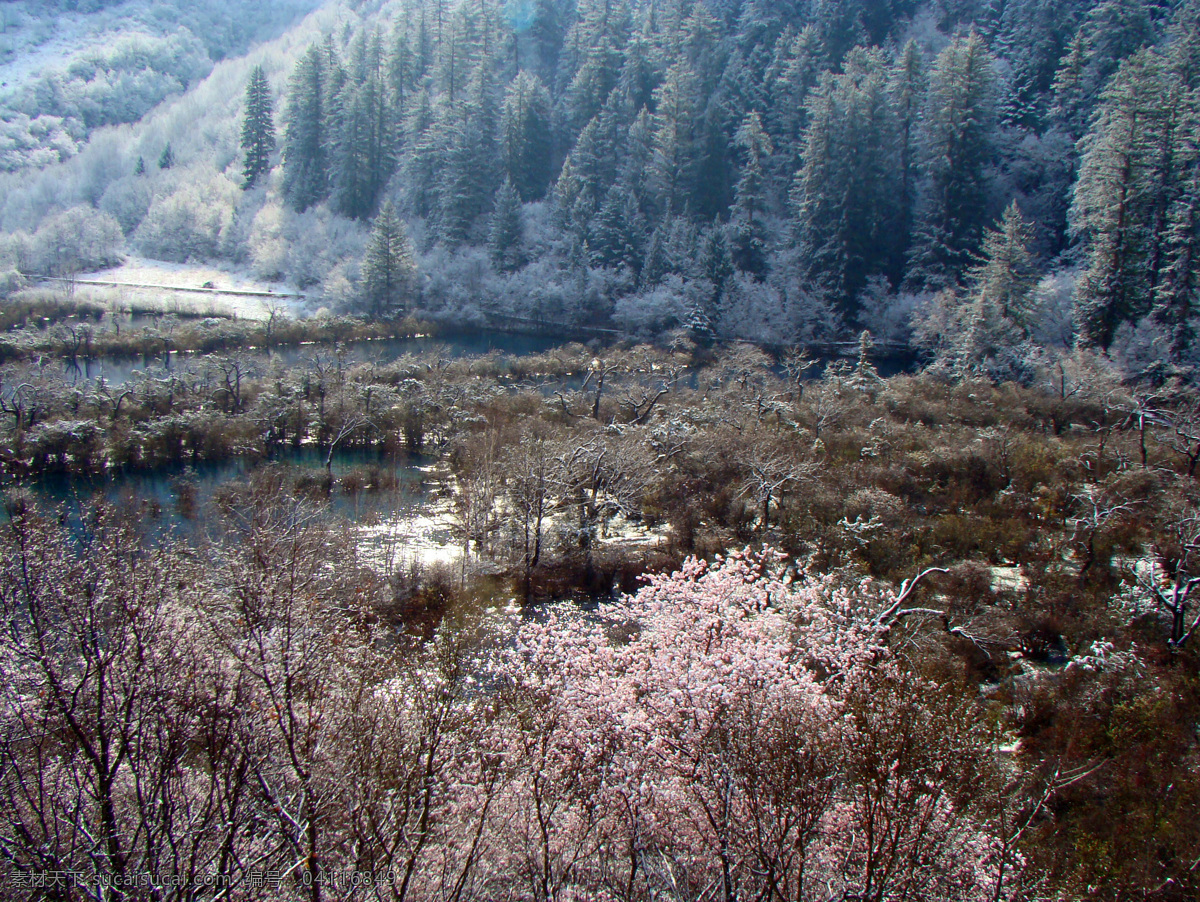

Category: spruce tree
[907, 31, 997, 290]
[889, 41, 924, 284]
[591, 183, 644, 272]
[968, 200, 1039, 338]
[765, 27, 824, 164]
[648, 62, 700, 217]
[1051, 31, 1090, 140]
[1154, 167, 1200, 356]
[281, 46, 328, 212]
[329, 32, 395, 220]
[158, 143, 174, 170]
[1070, 47, 1196, 348]
[331, 84, 375, 218]
[362, 201, 417, 318]
[489, 178, 525, 272]
[501, 71, 553, 201]
[926, 203, 1039, 380]
[791, 48, 902, 316]
[241, 65, 276, 189]
[731, 111, 772, 278]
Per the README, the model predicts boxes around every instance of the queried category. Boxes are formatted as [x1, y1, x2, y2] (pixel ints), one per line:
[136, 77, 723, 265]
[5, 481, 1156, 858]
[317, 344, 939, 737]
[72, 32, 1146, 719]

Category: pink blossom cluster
[0, 503, 1017, 901]
[490, 550, 1014, 901]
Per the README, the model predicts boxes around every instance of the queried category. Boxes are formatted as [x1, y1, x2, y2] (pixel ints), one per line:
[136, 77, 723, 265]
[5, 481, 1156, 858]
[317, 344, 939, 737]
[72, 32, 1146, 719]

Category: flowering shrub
[0, 501, 1015, 901]
[497, 550, 1014, 901]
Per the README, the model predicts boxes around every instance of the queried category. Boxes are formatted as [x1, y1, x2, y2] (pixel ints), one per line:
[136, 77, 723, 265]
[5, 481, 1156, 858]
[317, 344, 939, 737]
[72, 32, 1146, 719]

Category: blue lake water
[11, 448, 436, 540]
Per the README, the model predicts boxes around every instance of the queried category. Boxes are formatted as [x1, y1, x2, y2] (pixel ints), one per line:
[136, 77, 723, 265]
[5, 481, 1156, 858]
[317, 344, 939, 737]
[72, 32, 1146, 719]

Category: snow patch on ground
[68, 257, 311, 320]
[356, 496, 463, 572]
[990, 565, 1027, 593]
[0, 6, 101, 88]
[597, 513, 673, 549]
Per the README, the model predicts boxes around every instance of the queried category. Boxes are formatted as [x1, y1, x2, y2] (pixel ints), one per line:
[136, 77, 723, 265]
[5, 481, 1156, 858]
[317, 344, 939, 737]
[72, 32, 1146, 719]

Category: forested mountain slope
[0, 0, 321, 170]
[2, 0, 1199, 375]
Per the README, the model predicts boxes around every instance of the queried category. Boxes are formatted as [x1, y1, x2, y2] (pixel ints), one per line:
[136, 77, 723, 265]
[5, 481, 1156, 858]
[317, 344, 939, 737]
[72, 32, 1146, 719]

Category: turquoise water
[12, 448, 434, 540]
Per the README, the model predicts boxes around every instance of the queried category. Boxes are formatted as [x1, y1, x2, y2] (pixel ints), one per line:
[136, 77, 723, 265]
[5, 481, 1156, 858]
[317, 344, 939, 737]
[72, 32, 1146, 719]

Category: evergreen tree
[648, 62, 701, 216]
[922, 203, 1039, 379]
[641, 224, 670, 287]
[362, 201, 417, 317]
[1051, 30, 1090, 140]
[1081, 0, 1156, 92]
[590, 183, 645, 273]
[969, 200, 1039, 337]
[700, 222, 734, 322]
[889, 40, 924, 284]
[388, 17, 420, 124]
[766, 25, 825, 165]
[791, 48, 902, 317]
[511, 0, 564, 82]
[241, 65, 276, 189]
[1154, 165, 1200, 356]
[907, 31, 997, 290]
[613, 34, 658, 115]
[331, 83, 374, 218]
[401, 86, 438, 218]
[1071, 46, 1198, 348]
[489, 177, 525, 272]
[555, 108, 621, 215]
[616, 107, 655, 206]
[432, 88, 498, 246]
[329, 34, 395, 223]
[501, 71, 553, 201]
[731, 111, 772, 278]
[134, 156, 145, 176]
[281, 46, 328, 212]
[158, 143, 174, 170]
[560, 0, 631, 134]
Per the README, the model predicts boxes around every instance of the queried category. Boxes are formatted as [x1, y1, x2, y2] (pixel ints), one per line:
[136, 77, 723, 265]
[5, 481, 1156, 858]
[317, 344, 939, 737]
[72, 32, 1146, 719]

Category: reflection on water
[15, 449, 437, 542]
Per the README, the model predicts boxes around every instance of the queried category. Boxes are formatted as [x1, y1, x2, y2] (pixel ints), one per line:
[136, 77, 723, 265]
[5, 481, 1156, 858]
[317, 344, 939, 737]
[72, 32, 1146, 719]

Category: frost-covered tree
[361, 200, 417, 317]
[972, 199, 1040, 336]
[923, 200, 1041, 380]
[281, 45, 328, 212]
[29, 205, 124, 275]
[1072, 45, 1200, 349]
[731, 111, 772, 278]
[488, 176, 524, 272]
[792, 47, 903, 317]
[908, 31, 997, 290]
[240, 65, 275, 189]
[648, 62, 701, 217]
[500, 71, 552, 202]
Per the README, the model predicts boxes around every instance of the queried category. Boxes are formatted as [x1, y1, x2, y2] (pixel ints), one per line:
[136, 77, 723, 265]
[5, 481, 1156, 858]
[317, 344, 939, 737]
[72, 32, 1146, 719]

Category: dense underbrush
[3, 326, 1200, 897]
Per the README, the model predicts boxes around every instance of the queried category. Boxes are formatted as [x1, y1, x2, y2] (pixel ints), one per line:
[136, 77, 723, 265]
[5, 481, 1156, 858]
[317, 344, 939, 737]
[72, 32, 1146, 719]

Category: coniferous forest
[0, 0, 1196, 366]
[6, 2, 1200, 901]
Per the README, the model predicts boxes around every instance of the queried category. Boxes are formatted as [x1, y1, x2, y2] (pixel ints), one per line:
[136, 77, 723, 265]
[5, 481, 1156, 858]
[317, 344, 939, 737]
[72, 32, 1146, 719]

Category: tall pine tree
[731, 111, 772, 278]
[791, 48, 902, 318]
[907, 31, 997, 291]
[1071, 45, 1198, 348]
[501, 71, 553, 201]
[281, 46, 328, 212]
[362, 201, 417, 318]
[241, 65, 276, 189]
[969, 200, 1039, 338]
[489, 177, 525, 272]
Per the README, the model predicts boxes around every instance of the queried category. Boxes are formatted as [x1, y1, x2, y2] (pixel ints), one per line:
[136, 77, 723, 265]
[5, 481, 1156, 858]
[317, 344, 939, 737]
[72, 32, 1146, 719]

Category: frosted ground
[70, 256, 310, 320]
